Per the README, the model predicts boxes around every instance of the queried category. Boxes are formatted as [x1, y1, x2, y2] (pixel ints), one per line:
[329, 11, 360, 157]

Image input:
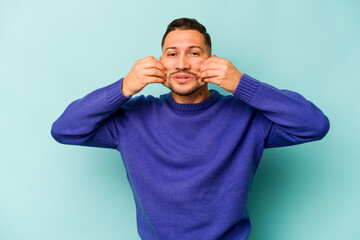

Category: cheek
[191, 58, 206, 71]
[160, 59, 173, 71]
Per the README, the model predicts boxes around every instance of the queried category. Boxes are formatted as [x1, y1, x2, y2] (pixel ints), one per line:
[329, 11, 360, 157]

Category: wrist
[121, 77, 133, 97]
[229, 71, 243, 93]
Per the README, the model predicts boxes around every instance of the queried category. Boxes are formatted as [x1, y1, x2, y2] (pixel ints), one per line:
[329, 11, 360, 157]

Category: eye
[167, 52, 177, 57]
[190, 51, 200, 56]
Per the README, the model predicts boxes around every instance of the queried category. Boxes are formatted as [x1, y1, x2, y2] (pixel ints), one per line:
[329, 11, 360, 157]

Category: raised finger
[200, 61, 222, 72]
[144, 76, 166, 84]
[200, 69, 221, 80]
[142, 58, 166, 72]
[202, 77, 221, 85]
[142, 68, 166, 79]
[203, 55, 223, 64]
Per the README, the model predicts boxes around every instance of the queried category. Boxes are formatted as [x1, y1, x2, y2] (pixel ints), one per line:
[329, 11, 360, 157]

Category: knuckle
[150, 69, 157, 75]
[143, 56, 152, 63]
[148, 56, 156, 62]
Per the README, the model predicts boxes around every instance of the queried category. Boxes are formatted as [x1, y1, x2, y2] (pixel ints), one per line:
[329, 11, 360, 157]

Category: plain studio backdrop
[0, 0, 359, 239]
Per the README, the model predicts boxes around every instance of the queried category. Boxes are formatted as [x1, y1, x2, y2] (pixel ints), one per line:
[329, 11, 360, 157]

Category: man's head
[160, 18, 212, 98]
[162, 18, 211, 56]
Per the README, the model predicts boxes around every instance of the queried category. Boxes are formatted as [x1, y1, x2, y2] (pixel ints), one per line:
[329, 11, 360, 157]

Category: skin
[122, 29, 243, 104]
[160, 29, 211, 103]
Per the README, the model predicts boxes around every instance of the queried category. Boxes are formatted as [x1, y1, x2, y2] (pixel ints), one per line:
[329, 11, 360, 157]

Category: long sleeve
[51, 78, 132, 149]
[233, 74, 330, 148]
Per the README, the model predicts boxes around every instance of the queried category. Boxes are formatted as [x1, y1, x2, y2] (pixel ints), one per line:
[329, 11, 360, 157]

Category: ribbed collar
[166, 89, 221, 112]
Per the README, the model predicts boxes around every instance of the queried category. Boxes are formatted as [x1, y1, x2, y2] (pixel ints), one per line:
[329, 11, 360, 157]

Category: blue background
[1, 0, 359, 239]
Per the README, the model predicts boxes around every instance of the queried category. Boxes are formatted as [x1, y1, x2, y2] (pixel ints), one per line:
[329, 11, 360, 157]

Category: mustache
[168, 70, 198, 79]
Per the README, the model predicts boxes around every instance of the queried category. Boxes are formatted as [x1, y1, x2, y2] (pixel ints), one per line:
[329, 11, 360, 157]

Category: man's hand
[199, 55, 243, 93]
[122, 56, 167, 97]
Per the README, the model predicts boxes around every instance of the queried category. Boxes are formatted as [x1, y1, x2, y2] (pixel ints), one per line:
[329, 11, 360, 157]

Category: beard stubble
[167, 70, 207, 96]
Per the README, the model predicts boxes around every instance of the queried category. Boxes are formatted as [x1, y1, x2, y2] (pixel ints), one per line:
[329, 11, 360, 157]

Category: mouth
[171, 73, 196, 83]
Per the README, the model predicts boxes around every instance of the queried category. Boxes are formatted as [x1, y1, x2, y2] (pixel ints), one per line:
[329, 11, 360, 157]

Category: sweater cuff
[105, 77, 132, 109]
[233, 74, 260, 104]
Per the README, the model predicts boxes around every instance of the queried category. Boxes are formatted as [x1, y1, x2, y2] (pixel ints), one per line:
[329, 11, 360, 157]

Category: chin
[169, 83, 207, 97]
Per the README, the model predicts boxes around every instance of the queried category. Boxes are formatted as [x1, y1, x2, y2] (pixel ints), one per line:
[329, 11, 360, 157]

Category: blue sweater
[51, 74, 329, 239]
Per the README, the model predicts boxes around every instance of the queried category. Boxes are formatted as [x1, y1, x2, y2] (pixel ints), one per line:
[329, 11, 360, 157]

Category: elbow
[51, 121, 91, 145]
[312, 114, 330, 141]
[51, 122, 65, 144]
[51, 121, 72, 144]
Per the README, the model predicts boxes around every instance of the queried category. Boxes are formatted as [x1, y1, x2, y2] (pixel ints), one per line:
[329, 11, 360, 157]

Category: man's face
[160, 29, 210, 96]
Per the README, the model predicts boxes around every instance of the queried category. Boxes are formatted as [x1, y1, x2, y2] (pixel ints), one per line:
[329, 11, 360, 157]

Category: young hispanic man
[51, 18, 330, 240]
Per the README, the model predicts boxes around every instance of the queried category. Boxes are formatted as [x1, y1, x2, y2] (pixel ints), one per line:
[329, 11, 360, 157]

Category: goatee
[167, 70, 206, 96]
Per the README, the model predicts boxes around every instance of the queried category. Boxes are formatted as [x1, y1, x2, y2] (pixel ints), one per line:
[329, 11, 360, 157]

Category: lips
[171, 73, 195, 83]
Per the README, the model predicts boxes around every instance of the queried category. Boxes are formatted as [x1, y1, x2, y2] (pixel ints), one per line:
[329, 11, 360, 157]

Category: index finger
[143, 56, 166, 72]
[201, 55, 219, 65]
[200, 56, 223, 72]
[206, 55, 226, 63]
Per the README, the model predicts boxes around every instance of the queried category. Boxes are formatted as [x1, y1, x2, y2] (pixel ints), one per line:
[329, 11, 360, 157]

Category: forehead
[163, 29, 206, 50]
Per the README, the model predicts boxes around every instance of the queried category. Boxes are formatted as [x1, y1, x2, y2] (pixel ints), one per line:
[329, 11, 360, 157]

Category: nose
[175, 54, 190, 70]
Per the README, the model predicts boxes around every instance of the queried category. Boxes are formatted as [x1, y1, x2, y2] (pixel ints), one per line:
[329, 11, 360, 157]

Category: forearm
[51, 78, 131, 148]
[233, 74, 330, 147]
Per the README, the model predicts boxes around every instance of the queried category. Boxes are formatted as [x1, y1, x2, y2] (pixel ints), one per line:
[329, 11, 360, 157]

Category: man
[51, 18, 329, 240]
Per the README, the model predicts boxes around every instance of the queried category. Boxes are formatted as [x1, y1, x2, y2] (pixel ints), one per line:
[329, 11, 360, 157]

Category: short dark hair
[161, 18, 212, 55]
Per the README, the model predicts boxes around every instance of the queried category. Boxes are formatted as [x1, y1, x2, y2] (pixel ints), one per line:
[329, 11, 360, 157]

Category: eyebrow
[164, 46, 205, 53]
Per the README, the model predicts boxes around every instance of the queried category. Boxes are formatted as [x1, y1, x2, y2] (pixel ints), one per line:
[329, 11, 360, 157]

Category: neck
[171, 85, 212, 104]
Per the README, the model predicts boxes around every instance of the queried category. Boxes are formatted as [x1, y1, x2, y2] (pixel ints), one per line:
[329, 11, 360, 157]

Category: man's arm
[51, 56, 166, 148]
[233, 74, 330, 147]
[200, 56, 330, 147]
[51, 78, 132, 148]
